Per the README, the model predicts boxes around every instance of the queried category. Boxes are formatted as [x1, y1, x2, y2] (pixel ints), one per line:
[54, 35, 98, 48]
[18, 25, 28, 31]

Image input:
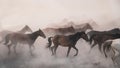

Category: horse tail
[46, 37, 53, 48]
[4, 34, 10, 45]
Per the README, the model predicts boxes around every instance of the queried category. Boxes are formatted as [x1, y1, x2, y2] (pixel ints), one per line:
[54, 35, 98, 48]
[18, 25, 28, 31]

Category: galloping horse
[0, 25, 32, 43]
[4, 29, 46, 55]
[88, 28, 120, 52]
[88, 28, 120, 45]
[46, 31, 88, 57]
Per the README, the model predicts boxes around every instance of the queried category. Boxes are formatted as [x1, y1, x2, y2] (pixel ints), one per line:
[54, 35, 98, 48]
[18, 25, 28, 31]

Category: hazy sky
[0, 0, 120, 30]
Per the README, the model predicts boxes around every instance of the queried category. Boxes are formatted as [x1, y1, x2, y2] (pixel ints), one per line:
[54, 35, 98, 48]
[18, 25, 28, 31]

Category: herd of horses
[0, 24, 120, 65]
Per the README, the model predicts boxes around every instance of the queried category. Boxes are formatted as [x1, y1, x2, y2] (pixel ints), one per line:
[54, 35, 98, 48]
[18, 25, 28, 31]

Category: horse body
[43, 26, 75, 36]
[47, 31, 88, 57]
[88, 28, 120, 44]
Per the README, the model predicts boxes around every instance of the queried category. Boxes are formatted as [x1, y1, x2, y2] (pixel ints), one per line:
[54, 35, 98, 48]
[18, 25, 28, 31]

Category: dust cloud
[0, 22, 119, 68]
[0, 0, 120, 68]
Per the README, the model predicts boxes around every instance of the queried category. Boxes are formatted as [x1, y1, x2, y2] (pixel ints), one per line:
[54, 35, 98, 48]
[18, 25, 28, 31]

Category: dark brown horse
[88, 28, 120, 45]
[4, 29, 46, 55]
[90, 33, 120, 53]
[46, 31, 89, 57]
[88, 28, 120, 52]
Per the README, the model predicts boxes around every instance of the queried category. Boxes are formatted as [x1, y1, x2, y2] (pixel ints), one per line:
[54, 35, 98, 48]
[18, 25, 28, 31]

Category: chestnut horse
[46, 31, 89, 57]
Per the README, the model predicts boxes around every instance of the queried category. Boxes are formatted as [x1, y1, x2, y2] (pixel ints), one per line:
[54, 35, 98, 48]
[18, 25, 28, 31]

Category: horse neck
[18, 27, 28, 33]
[69, 33, 81, 42]
[28, 32, 39, 41]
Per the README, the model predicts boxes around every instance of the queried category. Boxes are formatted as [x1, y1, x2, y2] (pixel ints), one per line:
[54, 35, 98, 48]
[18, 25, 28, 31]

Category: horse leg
[89, 41, 97, 53]
[13, 44, 17, 55]
[67, 46, 71, 57]
[98, 43, 102, 53]
[103, 45, 108, 58]
[50, 46, 55, 55]
[72, 46, 78, 56]
[29, 45, 33, 56]
[7, 43, 12, 55]
[54, 45, 58, 55]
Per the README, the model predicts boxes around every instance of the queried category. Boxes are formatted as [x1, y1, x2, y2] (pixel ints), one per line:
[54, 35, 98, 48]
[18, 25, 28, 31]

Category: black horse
[88, 28, 120, 44]
[46, 31, 89, 57]
[4, 29, 46, 55]
[90, 33, 120, 53]
[88, 28, 120, 52]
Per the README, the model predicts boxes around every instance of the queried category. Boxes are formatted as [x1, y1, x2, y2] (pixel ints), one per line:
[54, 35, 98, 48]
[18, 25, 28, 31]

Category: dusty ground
[0, 37, 118, 68]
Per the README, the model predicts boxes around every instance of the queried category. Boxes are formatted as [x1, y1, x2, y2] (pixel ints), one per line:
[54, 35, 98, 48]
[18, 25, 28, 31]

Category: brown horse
[43, 26, 75, 36]
[75, 23, 93, 32]
[0, 25, 32, 43]
[57, 26, 75, 34]
[4, 29, 46, 55]
[46, 31, 89, 57]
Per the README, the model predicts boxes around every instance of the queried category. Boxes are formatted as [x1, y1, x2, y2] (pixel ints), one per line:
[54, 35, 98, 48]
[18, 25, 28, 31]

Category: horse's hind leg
[7, 43, 12, 55]
[54, 45, 58, 55]
[50, 46, 55, 55]
[72, 46, 78, 56]
[67, 46, 71, 57]
[103, 45, 108, 58]
[13, 44, 17, 55]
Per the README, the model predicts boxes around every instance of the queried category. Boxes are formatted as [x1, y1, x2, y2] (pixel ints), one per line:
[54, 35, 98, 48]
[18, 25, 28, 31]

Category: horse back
[53, 35, 72, 47]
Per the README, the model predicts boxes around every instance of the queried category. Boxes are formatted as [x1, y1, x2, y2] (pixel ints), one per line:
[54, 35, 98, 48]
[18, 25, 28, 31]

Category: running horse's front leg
[67, 46, 71, 57]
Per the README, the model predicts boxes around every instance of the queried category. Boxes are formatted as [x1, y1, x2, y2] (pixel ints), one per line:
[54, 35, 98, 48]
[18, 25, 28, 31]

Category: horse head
[80, 31, 89, 42]
[38, 28, 46, 38]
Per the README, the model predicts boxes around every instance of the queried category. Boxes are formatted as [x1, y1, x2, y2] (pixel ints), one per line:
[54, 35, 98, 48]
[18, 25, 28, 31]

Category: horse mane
[68, 31, 85, 41]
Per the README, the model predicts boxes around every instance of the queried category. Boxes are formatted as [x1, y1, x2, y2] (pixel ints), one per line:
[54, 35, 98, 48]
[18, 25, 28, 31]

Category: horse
[88, 28, 120, 52]
[43, 26, 75, 36]
[75, 23, 93, 32]
[102, 40, 120, 65]
[90, 33, 120, 53]
[46, 31, 89, 57]
[57, 26, 75, 35]
[0, 25, 32, 43]
[4, 29, 46, 55]
[88, 28, 120, 44]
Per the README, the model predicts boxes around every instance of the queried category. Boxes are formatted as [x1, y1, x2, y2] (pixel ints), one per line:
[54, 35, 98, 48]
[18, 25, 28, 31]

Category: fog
[0, 0, 120, 30]
[0, 0, 120, 68]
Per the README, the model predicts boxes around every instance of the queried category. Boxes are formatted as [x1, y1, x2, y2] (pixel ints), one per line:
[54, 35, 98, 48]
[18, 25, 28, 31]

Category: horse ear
[39, 28, 41, 31]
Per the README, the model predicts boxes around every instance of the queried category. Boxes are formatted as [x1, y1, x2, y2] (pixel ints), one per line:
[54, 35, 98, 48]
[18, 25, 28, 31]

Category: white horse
[103, 40, 120, 66]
